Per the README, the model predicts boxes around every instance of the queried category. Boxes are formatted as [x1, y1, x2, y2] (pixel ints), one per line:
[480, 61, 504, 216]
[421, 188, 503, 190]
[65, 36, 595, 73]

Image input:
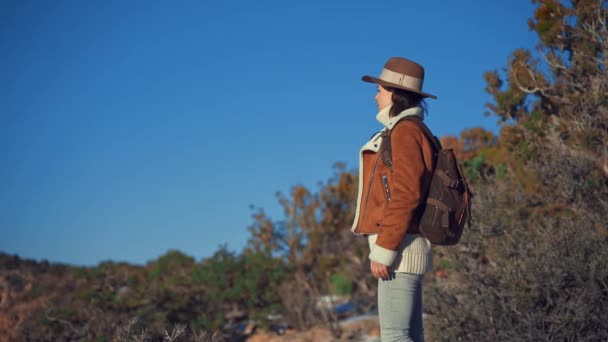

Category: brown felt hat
[362, 57, 437, 99]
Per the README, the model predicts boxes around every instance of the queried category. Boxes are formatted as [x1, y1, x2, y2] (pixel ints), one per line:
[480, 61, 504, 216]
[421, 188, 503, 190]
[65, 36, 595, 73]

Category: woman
[351, 57, 437, 342]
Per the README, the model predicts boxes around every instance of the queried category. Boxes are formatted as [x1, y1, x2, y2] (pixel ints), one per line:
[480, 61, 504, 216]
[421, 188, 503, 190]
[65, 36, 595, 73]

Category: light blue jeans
[378, 272, 425, 342]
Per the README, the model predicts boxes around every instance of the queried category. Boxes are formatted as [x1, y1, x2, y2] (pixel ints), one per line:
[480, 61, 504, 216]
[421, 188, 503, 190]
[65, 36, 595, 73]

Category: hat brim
[362, 75, 438, 99]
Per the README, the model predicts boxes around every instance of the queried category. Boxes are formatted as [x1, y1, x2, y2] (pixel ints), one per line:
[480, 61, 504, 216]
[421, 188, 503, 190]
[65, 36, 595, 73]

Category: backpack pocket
[420, 199, 459, 245]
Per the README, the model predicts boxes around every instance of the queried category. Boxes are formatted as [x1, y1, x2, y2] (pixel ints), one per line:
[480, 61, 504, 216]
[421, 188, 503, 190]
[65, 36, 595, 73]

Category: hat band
[379, 68, 423, 91]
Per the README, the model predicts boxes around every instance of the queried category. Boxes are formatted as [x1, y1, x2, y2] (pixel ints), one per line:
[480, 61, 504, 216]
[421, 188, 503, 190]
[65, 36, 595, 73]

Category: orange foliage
[440, 127, 497, 161]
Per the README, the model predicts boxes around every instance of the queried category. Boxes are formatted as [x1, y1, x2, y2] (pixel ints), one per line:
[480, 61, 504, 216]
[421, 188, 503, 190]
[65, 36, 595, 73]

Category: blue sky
[1, 0, 538, 266]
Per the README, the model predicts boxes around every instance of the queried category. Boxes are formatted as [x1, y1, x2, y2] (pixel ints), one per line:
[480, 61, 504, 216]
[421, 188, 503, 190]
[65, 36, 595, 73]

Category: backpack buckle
[448, 180, 463, 190]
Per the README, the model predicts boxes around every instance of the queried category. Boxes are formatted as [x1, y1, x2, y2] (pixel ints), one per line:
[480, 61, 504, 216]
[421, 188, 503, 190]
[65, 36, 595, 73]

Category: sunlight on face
[375, 85, 393, 111]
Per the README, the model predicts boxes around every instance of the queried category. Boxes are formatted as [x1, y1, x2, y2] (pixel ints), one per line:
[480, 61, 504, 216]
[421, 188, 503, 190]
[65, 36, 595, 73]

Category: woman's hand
[370, 260, 390, 280]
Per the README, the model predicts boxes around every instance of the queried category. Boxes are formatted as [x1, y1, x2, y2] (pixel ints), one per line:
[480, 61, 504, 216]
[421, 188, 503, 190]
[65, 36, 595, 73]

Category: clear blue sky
[1, 0, 537, 266]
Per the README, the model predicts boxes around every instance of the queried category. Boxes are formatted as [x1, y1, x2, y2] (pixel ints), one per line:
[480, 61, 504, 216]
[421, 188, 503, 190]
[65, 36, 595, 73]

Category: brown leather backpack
[380, 116, 473, 246]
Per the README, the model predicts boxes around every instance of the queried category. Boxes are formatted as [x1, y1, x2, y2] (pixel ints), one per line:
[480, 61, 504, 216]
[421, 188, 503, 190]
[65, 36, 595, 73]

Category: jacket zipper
[382, 174, 392, 203]
[359, 153, 382, 229]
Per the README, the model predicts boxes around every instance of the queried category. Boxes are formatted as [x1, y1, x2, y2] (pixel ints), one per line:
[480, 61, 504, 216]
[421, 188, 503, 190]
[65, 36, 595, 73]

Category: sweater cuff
[369, 244, 398, 266]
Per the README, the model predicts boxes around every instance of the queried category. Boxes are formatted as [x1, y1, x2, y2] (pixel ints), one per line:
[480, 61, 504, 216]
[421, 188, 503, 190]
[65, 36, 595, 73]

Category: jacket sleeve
[369, 122, 427, 266]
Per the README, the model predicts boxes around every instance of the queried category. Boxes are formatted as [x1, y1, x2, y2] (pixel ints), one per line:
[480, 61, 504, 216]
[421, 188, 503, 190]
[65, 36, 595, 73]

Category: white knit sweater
[368, 233, 433, 274]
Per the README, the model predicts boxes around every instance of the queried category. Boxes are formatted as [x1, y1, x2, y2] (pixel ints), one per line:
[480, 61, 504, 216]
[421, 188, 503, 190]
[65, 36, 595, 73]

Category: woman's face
[375, 84, 393, 111]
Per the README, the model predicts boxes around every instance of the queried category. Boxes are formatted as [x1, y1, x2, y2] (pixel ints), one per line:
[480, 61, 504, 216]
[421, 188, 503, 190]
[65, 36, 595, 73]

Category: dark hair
[387, 87, 427, 118]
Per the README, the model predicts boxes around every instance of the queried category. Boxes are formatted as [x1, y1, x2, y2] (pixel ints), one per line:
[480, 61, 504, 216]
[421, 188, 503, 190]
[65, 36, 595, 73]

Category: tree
[246, 163, 372, 330]
[425, 2, 608, 340]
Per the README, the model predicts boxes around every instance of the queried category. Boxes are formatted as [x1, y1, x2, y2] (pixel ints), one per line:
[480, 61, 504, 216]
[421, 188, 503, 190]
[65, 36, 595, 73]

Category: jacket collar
[375, 105, 424, 130]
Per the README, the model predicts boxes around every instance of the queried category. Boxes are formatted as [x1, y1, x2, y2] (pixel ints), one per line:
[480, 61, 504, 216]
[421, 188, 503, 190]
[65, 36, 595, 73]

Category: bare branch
[163, 324, 186, 342]
[512, 66, 552, 97]
[538, 48, 568, 72]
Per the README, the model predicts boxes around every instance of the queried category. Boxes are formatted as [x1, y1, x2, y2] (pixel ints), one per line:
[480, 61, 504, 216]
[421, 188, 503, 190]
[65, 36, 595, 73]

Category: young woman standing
[351, 57, 437, 342]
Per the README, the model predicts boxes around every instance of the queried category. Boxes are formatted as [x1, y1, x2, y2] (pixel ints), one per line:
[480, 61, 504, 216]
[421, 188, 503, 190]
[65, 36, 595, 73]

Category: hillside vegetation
[1, 1, 606, 341]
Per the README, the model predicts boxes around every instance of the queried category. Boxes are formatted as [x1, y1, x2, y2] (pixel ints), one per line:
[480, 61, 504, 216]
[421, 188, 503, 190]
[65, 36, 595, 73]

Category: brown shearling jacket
[351, 107, 435, 266]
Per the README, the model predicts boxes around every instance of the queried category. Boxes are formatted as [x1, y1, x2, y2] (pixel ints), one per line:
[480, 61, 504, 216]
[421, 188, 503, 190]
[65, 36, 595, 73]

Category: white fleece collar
[375, 105, 424, 130]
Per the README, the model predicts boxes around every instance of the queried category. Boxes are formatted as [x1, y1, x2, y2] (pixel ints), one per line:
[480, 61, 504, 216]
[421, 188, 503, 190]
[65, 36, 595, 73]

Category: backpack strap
[380, 116, 442, 171]
[380, 129, 393, 169]
[399, 116, 442, 152]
